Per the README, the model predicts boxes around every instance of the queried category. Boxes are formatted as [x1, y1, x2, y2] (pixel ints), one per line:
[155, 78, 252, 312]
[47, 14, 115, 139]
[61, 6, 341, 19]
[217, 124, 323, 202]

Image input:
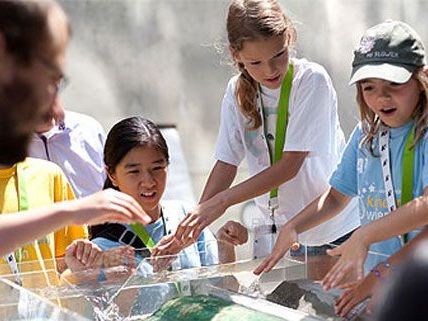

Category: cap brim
[349, 63, 414, 85]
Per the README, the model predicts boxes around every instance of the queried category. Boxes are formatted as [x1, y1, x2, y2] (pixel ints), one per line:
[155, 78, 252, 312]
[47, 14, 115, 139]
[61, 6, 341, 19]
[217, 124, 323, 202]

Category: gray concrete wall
[58, 0, 428, 235]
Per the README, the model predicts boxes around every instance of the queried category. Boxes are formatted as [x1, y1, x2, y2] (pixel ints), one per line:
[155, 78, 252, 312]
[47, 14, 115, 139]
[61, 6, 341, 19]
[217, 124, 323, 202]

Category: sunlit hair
[358, 67, 428, 155]
[103, 117, 169, 190]
[227, 0, 295, 129]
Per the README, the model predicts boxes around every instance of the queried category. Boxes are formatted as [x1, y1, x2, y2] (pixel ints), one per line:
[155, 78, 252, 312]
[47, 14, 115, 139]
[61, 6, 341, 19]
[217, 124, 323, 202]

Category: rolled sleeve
[329, 124, 361, 197]
[214, 80, 245, 166]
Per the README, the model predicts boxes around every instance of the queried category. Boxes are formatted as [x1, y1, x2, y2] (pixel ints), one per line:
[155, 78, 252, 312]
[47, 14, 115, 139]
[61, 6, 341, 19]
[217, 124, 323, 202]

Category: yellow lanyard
[4, 163, 28, 285]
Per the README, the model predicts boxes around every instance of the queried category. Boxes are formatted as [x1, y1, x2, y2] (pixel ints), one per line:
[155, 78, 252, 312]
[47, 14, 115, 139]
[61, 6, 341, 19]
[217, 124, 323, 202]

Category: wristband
[97, 269, 106, 282]
[370, 268, 382, 278]
[370, 261, 391, 279]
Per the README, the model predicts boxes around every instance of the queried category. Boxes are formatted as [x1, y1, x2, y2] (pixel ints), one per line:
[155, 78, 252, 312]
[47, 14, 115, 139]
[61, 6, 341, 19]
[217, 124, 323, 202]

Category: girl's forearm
[357, 195, 428, 247]
[60, 268, 100, 285]
[199, 160, 237, 203]
[289, 187, 351, 234]
[223, 151, 308, 208]
[387, 228, 428, 266]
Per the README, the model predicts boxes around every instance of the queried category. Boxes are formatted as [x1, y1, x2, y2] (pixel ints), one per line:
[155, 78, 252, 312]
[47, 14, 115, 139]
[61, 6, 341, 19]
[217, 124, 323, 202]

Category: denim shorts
[290, 229, 356, 257]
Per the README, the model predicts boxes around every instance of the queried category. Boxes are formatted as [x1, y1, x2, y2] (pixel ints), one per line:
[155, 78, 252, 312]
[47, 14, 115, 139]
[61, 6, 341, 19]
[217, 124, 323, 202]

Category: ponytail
[236, 64, 261, 129]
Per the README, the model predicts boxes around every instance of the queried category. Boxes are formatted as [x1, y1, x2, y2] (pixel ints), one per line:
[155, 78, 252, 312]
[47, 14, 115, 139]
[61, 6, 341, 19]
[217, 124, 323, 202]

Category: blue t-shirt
[92, 200, 218, 273]
[330, 121, 428, 269]
[92, 201, 219, 315]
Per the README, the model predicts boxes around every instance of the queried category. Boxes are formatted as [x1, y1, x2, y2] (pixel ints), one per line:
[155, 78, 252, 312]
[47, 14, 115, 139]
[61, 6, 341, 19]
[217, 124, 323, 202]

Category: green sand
[145, 295, 284, 321]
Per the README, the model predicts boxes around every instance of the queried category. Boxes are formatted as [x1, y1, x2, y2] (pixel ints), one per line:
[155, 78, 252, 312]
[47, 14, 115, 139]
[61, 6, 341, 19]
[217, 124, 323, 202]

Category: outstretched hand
[102, 245, 136, 269]
[175, 196, 228, 245]
[153, 196, 228, 257]
[322, 232, 369, 290]
[253, 225, 299, 275]
[149, 235, 179, 272]
[334, 262, 387, 317]
[70, 189, 151, 226]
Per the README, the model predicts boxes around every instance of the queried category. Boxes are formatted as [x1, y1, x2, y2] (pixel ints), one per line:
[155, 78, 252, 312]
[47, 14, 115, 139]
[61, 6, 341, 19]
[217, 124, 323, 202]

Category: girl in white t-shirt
[154, 0, 359, 261]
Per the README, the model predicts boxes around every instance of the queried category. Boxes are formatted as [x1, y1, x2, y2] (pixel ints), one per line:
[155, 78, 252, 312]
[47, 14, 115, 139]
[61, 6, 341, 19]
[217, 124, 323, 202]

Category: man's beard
[0, 130, 31, 166]
[0, 72, 47, 166]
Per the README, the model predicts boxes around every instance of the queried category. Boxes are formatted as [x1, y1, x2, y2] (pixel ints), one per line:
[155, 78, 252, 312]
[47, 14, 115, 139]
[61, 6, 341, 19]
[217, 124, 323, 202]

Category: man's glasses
[34, 54, 70, 94]
[56, 76, 70, 94]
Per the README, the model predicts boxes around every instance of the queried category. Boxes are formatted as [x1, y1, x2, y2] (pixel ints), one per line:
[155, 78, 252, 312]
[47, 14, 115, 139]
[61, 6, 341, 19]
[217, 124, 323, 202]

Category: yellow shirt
[0, 158, 87, 288]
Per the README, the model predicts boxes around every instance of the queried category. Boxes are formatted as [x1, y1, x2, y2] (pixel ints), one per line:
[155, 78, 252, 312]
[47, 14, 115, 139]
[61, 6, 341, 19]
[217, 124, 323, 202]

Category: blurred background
[58, 0, 428, 252]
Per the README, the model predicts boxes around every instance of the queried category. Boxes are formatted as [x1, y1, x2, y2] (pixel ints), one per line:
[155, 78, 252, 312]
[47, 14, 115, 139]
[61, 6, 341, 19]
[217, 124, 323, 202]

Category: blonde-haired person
[154, 0, 359, 265]
[255, 20, 428, 293]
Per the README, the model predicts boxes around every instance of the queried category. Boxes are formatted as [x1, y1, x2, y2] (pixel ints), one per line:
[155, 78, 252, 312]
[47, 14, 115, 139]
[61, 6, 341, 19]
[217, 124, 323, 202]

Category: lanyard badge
[379, 125, 415, 244]
[259, 64, 294, 233]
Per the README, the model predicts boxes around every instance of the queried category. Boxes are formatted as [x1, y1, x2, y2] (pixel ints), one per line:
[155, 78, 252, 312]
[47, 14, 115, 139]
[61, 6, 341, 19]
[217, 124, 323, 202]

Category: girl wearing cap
[255, 19, 428, 291]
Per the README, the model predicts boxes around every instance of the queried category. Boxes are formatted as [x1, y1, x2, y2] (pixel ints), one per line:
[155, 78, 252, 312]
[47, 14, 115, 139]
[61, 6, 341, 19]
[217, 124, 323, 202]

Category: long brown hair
[227, 0, 295, 129]
[358, 68, 428, 155]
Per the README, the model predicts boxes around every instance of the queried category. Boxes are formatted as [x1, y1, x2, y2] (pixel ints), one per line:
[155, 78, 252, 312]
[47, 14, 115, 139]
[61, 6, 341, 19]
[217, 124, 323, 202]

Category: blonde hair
[227, 0, 295, 129]
[358, 67, 428, 155]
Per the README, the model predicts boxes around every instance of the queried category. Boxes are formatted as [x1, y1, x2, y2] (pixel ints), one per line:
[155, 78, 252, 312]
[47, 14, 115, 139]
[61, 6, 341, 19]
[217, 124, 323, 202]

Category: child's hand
[171, 194, 228, 250]
[334, 265, 384, 317]
[253, 225, 299, 275]
[101, 246, 136, 282]
[65, 239, 103, 272]
[70, 189, 151, 226]
[322, 231, 369, 290]
[102, 245, 136, 269]
[150, 235, 178, 272]
[216, 220, 248, 246]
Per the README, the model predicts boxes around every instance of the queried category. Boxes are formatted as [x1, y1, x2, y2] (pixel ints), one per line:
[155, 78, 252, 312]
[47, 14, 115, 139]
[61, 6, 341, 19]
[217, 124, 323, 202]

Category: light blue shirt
[92, 200, 218, 273]
[330, 121, 428, 269]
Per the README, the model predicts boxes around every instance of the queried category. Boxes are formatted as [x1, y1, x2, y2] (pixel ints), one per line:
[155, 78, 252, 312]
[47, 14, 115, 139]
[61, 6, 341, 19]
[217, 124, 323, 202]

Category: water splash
[86, 291, 125, 321]
[238, 276, 264, 298]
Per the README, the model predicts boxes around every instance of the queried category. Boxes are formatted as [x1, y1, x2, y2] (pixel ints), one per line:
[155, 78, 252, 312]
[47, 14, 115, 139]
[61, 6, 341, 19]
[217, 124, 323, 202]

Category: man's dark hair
[0, 0, 51, 64]
[0, 0, 58, 165]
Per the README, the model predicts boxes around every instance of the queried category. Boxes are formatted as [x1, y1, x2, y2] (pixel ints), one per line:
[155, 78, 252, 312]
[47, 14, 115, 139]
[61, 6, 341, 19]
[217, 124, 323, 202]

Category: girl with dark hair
[89, 117, 218, 272]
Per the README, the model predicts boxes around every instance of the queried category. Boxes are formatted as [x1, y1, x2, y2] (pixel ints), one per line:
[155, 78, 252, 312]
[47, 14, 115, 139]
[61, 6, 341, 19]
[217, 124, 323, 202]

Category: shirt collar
[34, 121, 72, 140]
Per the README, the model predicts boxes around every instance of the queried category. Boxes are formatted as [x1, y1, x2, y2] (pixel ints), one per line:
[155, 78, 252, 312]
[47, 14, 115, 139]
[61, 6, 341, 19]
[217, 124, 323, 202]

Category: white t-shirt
[215, 58, 360, 246]
[28, 111, 106, 198]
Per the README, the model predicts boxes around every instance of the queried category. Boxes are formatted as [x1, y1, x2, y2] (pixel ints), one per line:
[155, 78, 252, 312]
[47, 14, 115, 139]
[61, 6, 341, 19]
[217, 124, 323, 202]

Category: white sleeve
[214, 80, 245, 166]
[284, 66, 338, 155]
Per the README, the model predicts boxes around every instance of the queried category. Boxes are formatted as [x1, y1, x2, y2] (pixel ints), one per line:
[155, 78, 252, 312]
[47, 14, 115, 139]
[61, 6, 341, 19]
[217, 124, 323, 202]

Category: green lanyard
[259, 64, 294, 211]
[129, 222, 156, 252]
[401, 126, 415, 243]
[129, 205, 171, 253]
[401, 127, 415, 207]
[130, 205, 185, 255]
[16, 163, 29, 211]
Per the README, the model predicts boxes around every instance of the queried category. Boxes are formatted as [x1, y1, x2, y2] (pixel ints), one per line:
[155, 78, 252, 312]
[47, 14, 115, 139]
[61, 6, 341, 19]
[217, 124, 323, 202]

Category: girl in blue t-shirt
[89, 117, 218, 276]
[255, 20, 428, 291]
